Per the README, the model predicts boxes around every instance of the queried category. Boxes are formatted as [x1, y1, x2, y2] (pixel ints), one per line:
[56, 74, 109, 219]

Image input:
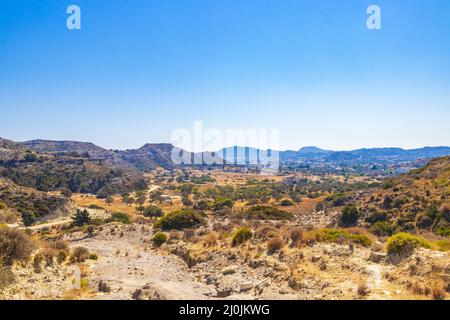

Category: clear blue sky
[1, 0, 449, 151]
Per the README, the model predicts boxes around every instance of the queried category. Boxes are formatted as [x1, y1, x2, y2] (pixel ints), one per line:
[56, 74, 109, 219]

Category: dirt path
[68, 226, 216, 300]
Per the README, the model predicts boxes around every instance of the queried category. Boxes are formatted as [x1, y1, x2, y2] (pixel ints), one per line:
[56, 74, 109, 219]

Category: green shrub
[369, 221, 395, 237]
[416, 214, 433, 229]
[314, 228, 372, 247]
[433, 225, 450, 237]
[324, 192, 349, 207]
[350, 234, 373, 247]
[386, 233, 431, 256]
[21, 211, 36, 227]
[212, 197, 234, 211]
[243, 205, 293, 221]
[154, 209, 205, 230]
[339, 205, 359, 227]
[366, 211, 388, 225]
[280, 199, 294, 207]
[72, 209, 91, 227]
[89, 253, 98, 260]
[152, 232, 167, 246]
[194, 200, 210, 211]
[231, 227, 252, 246]
[106, 212, 131, 224]
[0, 226, 35, 265]
[434, 239, 450, 251]
[88, 204, 104, 210]
[143, 205, 164, 219]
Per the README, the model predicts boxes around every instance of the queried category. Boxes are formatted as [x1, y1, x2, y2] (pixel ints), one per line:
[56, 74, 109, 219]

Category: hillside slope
[354, 156, 450, 236]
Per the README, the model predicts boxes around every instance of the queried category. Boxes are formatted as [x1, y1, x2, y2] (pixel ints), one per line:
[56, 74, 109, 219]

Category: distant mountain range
[2, 137, 450, 175]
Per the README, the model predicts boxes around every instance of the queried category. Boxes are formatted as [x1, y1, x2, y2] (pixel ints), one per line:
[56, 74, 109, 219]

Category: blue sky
[0, 0, 449, 151]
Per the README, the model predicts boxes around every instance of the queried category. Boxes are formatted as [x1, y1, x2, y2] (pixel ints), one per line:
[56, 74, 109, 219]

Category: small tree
[105, 196, 114, 205]
[21, 211, 36, 227]
[340, 205, 359, 227]
[72, 209, 91, 227]
[143, 205, 163, 219]
[136, 195, 146, 207]
[182, 196, 193, 207]
[149, 190, 163, 203]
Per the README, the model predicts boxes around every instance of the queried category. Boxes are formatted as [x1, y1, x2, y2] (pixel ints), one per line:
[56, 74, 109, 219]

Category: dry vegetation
[1, 157, 449, 300]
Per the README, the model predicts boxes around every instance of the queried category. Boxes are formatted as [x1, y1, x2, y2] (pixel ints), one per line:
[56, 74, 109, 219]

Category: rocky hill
[0, 178, 73, 225]
[352, 156, 450, 237]
[0, 140, 148, 199]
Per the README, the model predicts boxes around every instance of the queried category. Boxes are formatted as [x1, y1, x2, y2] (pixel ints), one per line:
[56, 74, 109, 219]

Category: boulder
[222, 266, 237, 275]
[239, 281, 254, 292]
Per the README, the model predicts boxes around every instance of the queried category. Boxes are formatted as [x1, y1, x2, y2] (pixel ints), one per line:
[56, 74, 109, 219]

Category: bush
[154, 209, 205, 230]
[152, 232, 167, 246]
[386, 233, 431, 256]
[416, 214, 433, 229]
[289, 228, 304, 247]
[88, 204, 104, 210]
[324, 193, 349, 207]
[433, 225, 450, 237]
[313, 228, 372, 247]
[214, 207, 232, 216]
[431, 284, 446, 300]
[369, 221, 395, 237]
[340, 205, 359, 227]
[366, 211, 388, 225]
[0, 227, 35, 265]
[106, 212, 131, 224]
[212, 197, 234, 211]
[231, 228, 252, 246]
[194, 200, 210, 211]
[72, 209, 91, 227]
[434, 239, 450, 251]
[21, 211, 36, 227]
[0, 264, 15, 289]
[267, 237, 284, 254]
[280, 199, 294, 207]
[243, 205, 293, 221]
[44, 240, 69, 264]
[70, 246, 90, 263]
[202, 232, 218, 247]
[143, 205, 163, 219]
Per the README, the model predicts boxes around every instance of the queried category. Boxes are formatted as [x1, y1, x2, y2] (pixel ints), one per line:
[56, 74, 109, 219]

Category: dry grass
[70, 247, 90, 263]
[267, 237, 284, 254]
[289, 228, 304, 247]
[357, 283, 370, 297]
[202, 232, 218, 247]
[431, 284, 446, 300]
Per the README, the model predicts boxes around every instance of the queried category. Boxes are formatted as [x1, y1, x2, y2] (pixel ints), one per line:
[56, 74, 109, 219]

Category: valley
[0, 138, 449, 300]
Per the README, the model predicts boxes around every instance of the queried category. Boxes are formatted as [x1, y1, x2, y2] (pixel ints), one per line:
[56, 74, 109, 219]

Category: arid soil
[2, 219, 448, 300]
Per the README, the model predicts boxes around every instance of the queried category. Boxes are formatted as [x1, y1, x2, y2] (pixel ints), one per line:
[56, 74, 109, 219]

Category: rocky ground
[2, 220, 448, 300]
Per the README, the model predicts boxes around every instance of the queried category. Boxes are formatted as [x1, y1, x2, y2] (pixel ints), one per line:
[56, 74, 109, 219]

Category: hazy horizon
[1, 0, 449, 150]
[2, 135, 449, 153]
